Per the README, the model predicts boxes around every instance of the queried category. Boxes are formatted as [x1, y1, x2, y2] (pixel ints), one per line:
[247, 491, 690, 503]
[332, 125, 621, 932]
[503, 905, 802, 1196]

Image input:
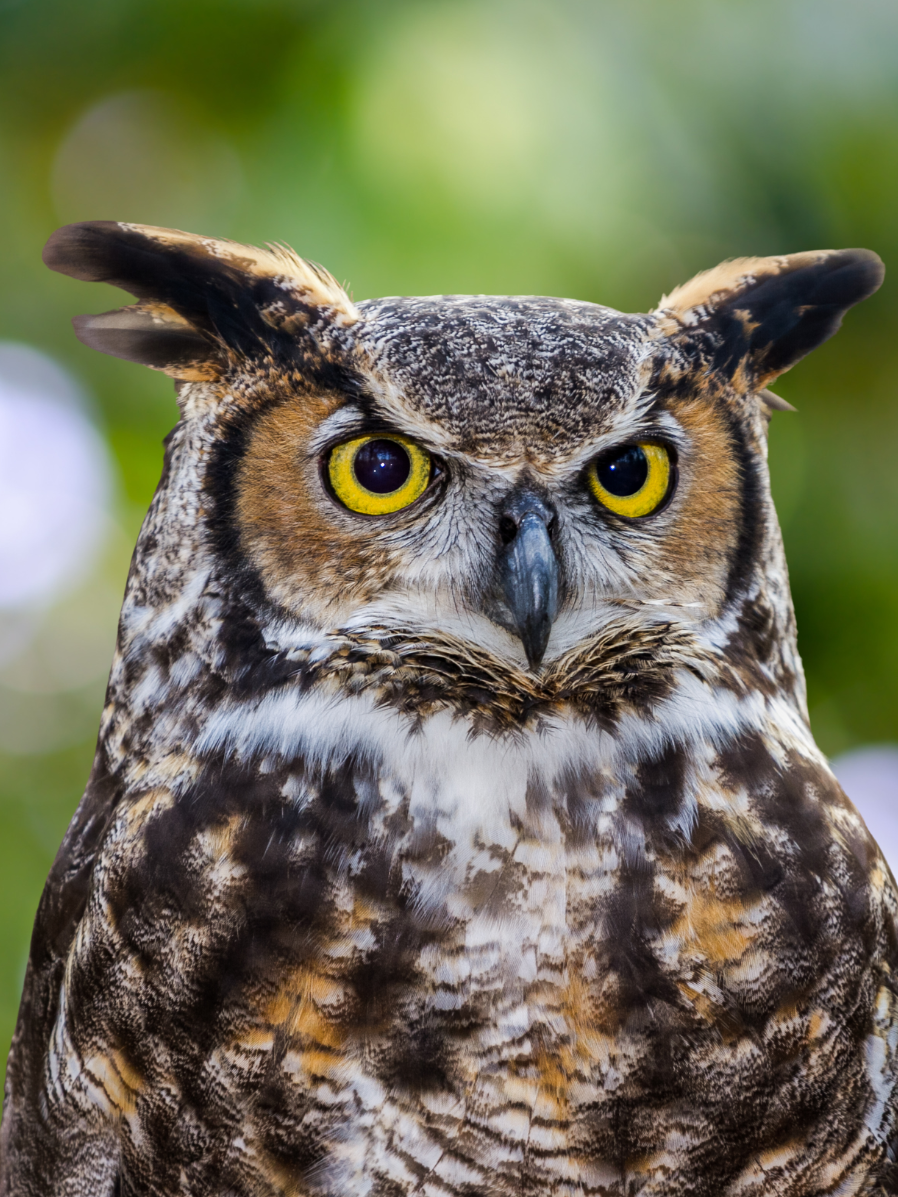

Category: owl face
[233, 295, 744, 667]
[44, 222, 883, 681]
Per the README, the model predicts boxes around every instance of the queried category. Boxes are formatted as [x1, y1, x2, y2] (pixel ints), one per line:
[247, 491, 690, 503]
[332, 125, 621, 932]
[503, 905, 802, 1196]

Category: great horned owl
[1, 222, 894, 1197]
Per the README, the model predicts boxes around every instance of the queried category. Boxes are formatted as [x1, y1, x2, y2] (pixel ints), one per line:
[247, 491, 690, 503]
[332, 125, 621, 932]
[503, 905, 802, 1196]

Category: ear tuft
[71, 304, 219, 380]
[656, 248, 884, 391]
[43, 221, 358, 380]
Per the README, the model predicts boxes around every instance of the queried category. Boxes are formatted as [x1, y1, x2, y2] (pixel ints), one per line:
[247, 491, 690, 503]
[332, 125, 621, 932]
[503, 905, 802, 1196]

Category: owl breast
[60, 688, 895, 1197]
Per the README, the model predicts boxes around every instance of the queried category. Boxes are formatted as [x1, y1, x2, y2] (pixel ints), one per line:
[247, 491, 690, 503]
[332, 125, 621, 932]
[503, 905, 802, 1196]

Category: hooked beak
[498, 494, 560, 670]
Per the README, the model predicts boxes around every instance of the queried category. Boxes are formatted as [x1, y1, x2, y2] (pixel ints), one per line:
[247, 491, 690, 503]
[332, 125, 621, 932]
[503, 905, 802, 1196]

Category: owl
[1, 221, 895, 1197]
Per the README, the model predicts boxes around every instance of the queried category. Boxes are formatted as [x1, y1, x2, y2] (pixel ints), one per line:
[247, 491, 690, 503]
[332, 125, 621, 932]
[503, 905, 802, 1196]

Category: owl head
[44, 223, 882, 727]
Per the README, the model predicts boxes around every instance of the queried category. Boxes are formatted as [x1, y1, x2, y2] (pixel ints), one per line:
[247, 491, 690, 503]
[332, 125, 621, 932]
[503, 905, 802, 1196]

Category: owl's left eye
[327, 433, 432, 515]
[587, 442, 673, 518]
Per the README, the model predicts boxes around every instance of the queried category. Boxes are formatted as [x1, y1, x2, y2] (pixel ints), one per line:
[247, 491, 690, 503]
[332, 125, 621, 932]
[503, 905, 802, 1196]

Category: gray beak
[498, 494, 560, 670]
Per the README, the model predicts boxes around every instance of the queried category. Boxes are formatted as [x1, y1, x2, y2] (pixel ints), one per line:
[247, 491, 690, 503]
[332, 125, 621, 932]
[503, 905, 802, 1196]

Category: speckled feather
[1, 224, 895, 1196]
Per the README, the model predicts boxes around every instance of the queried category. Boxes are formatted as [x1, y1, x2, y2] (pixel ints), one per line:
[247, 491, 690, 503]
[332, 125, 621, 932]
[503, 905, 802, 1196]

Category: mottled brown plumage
[1, 223, 895, 1196]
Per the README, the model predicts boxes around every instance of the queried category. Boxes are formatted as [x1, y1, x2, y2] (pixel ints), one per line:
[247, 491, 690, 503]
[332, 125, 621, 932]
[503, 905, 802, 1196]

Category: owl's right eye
[327, 433, 433, 515]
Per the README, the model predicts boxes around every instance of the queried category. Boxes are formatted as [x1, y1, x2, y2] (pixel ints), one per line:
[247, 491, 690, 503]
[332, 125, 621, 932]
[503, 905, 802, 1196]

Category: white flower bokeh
[0, 343, 127, 754]
[0, 343, 111, 614]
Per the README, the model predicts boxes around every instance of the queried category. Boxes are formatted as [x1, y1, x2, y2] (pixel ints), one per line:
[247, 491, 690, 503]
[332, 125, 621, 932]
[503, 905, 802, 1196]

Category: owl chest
[70, 706, 890, 1193]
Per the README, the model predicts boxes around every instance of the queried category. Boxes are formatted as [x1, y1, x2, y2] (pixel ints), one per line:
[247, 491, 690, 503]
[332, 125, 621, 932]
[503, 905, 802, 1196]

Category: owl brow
[628, 391, 687, 436]
[637, 409, 686, 445]
[576, 404, 685, 464]
[307, 404, 371, 453]
[633, 387, 662, 418]
[625, 389, 685, 434]
[305, 404, 423, 455]
[308, 400, 449, 457]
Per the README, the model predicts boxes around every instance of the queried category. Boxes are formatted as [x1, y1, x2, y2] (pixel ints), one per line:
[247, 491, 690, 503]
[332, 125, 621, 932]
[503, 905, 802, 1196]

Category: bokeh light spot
[0, 343, 112, 612]
[833, 745, 898, 870]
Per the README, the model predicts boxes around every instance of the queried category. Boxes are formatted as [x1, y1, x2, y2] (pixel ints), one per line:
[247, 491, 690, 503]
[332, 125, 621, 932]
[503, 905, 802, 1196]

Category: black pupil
[353, 439, 412, 494]
[595, 445, 648, 496]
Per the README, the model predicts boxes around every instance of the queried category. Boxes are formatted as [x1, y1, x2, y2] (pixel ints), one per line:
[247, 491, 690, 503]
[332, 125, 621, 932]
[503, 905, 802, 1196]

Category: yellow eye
[587, 442, 672, 518]
[327, 433, 432, 515]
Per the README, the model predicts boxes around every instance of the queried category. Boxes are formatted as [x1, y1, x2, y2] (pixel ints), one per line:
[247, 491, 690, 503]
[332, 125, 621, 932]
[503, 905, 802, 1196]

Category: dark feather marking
[372, 1017, 458, 1096]
[624, 741, 687, 824]
[717, 398, 768, 611]
[554, 763, 608, 847]
[721, 594, 784, 697]
[72, 310, 213, 373]
[598, 858, 684, 1026]
[714, 730, 779, 795]
[249, 1077, 329, 1182]
[709, 250, 885, 383]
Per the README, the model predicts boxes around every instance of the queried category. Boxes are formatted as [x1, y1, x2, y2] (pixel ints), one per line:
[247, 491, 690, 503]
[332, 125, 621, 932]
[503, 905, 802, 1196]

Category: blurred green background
[1, 0, 897, 1078]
